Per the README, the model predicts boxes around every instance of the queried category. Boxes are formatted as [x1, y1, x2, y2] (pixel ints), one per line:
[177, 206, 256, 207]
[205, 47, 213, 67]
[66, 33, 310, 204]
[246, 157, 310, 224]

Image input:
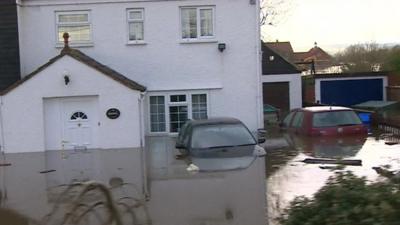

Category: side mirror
[257, 129, 266, 144]
[258, 137, 266, 144]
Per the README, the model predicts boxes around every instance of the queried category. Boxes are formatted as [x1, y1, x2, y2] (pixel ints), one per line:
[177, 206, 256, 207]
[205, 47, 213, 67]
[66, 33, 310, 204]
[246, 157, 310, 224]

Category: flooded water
[0, 136, 267, 225]
[0, 131, 399, 225]
[265, 129, 400, 225]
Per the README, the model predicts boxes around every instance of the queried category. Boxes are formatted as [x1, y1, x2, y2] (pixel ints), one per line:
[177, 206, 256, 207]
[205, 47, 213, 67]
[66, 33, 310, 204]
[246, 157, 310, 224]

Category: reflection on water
[284, 133, 367, 158]
[0, 136, 267, 225]
[266, 131, 400, 225]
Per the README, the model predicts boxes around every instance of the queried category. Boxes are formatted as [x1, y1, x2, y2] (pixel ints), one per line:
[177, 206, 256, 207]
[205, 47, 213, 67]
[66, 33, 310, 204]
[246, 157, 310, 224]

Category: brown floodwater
[0, 132, 398, 225]
[265, 130, 400, 225]
[0, 136, 267, 225]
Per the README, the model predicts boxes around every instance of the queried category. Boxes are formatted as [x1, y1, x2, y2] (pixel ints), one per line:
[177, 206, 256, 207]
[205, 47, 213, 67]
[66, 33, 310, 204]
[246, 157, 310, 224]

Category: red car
[280, 106, 368, 136]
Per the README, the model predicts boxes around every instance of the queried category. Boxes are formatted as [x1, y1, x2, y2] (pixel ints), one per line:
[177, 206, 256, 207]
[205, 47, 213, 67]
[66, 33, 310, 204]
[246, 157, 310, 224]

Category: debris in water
[385, 141, 399, 146]
[372, 166, 396, 178]
[186, 163, 199, 172]
[302, 158, 362, 166]
[39, 169, 56, 174]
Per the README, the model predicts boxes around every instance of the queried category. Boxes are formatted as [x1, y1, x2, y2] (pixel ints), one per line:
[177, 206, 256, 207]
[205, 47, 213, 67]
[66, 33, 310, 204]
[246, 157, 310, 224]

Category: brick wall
[387, 86, 400, 101]
[388, 72, 400, 86]
[0, 0, 20, 91]
[302, 76, 315, 104]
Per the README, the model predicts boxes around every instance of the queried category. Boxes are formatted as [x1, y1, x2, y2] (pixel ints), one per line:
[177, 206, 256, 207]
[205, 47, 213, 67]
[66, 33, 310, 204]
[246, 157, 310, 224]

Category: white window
[149, 96, 166, 132]
[127, 9, 144, 42]
[149, 93, 208, 133]
[192, 94, 208, 120]
[56, 11, 91, 45]
[181, 7, 215, 40]
[169, 95, 188, 133]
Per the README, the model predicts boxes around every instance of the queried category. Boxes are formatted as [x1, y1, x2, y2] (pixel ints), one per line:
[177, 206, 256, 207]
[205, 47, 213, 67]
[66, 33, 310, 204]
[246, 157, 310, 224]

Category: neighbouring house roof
[1, 46, 146, 95]
[261, 42, 300, 75]
[264, 41, 335, 73]
[294, 46, 332, 63]
[265, 41, 295, 62]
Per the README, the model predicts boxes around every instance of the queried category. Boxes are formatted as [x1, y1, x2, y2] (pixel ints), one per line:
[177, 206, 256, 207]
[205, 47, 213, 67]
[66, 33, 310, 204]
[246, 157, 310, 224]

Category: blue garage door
[321, 78, 383, 106]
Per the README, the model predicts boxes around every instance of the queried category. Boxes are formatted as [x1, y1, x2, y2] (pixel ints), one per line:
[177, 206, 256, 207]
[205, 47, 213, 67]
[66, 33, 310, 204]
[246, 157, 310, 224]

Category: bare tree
[334, 43, 400, 72]
[260, 0, 294, 26]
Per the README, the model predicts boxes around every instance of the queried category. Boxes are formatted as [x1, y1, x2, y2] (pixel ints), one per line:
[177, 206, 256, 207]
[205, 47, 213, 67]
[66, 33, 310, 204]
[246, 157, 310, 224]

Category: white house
[0, 0, 263, 153]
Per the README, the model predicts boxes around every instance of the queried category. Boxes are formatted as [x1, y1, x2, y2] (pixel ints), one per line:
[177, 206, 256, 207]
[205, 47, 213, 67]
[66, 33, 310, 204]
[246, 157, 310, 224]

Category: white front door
[62, 98, 98, 150]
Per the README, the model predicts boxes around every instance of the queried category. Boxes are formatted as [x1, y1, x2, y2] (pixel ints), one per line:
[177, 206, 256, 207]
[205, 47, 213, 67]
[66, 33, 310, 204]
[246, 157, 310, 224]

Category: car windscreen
[190, 123, 256, 149]
[312, 110, 362, 127]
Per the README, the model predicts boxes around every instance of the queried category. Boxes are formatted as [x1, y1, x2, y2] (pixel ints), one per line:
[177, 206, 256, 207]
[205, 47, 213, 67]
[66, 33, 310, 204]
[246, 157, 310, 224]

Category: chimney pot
[63, 32, 70, 48]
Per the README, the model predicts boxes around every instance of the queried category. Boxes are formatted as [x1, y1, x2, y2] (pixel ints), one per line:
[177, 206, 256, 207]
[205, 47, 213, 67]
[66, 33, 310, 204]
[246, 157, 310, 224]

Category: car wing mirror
[257, 129, 266, 144]
[258, 137, 266, 144]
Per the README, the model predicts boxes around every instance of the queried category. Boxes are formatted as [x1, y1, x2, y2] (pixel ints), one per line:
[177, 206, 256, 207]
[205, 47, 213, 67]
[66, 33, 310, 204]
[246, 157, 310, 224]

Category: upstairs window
[181, 7, 215, 40]
[127, 9, 144, 42]
[56, 11, 91, 45]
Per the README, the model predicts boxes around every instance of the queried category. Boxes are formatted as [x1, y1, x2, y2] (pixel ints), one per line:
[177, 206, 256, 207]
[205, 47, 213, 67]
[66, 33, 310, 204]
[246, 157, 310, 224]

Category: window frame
[180, 6, 216, 41]
[55, 10, 93, 47]
[126, 8, 146, 44]
[148, 92, 209, 134]
[149, 96, 167, 133]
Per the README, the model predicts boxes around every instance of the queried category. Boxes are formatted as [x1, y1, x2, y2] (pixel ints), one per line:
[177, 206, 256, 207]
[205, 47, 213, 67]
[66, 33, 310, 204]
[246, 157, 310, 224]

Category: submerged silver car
[175, 117, 266, 158]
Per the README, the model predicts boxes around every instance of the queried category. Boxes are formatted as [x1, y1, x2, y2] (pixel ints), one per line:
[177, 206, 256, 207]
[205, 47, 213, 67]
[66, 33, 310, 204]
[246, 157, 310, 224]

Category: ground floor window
[192, 94, 207, 120]
[149, 96, 166, 132]
[169, 105, 188, 132]
[149, 93, 208, 133]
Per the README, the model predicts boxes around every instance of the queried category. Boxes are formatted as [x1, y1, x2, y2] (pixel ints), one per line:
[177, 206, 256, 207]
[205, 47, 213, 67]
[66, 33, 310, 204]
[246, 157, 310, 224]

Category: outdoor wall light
[62, 70, 70, 85]
[64, 75, 70, 85]
[218, 43, 226, 52]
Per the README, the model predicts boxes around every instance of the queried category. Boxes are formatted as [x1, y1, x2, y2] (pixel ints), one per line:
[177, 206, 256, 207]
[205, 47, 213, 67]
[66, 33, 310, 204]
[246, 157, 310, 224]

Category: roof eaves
[262, 44, 301, 73]
[0, 47, 146, 95]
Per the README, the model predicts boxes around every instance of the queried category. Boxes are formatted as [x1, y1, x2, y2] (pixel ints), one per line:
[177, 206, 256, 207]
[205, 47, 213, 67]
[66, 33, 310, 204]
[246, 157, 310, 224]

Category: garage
[263, 82, 290, 115]
[315, 73, 388, 107]
[0, 47, 146, 153]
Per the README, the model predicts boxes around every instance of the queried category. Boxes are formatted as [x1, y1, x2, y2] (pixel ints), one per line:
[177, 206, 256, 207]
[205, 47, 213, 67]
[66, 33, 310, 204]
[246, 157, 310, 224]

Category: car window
[282, 111, 296, 127]
[190, 123, 256, 149]
[312, 110, 362, 127]
[291, 112, 304, 128]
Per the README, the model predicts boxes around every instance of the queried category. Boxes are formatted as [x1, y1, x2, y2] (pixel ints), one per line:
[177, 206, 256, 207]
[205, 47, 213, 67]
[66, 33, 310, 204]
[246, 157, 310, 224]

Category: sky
[261, 0, 400, 54]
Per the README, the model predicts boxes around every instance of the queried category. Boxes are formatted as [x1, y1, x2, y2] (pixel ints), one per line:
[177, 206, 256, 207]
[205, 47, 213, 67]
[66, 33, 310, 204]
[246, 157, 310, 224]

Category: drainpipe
[254, 0, 263, 130]
[138, 91, 149, 199]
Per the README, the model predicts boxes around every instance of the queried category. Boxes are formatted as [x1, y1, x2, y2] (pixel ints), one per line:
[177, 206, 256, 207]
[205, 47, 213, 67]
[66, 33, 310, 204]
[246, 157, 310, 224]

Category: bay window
[149, 93, 208, 133]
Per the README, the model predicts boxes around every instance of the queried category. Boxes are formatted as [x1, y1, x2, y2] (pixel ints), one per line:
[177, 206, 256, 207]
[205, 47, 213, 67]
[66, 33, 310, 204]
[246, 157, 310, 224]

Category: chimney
[61, 32, 71, 54]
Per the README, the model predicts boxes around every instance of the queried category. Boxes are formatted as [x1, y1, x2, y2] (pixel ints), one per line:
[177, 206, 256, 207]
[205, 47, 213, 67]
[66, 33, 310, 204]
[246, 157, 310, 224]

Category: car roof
[186, 117, 242, 126]
[302, 106, 353, 112]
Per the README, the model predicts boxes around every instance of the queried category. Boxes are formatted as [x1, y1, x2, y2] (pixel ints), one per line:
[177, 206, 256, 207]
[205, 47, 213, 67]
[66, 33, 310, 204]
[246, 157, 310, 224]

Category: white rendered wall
[1, 56, 142, 153]
[261, 74, 302, 109]
[18, 0, 263, 132]
[315, 76, 388, 103]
